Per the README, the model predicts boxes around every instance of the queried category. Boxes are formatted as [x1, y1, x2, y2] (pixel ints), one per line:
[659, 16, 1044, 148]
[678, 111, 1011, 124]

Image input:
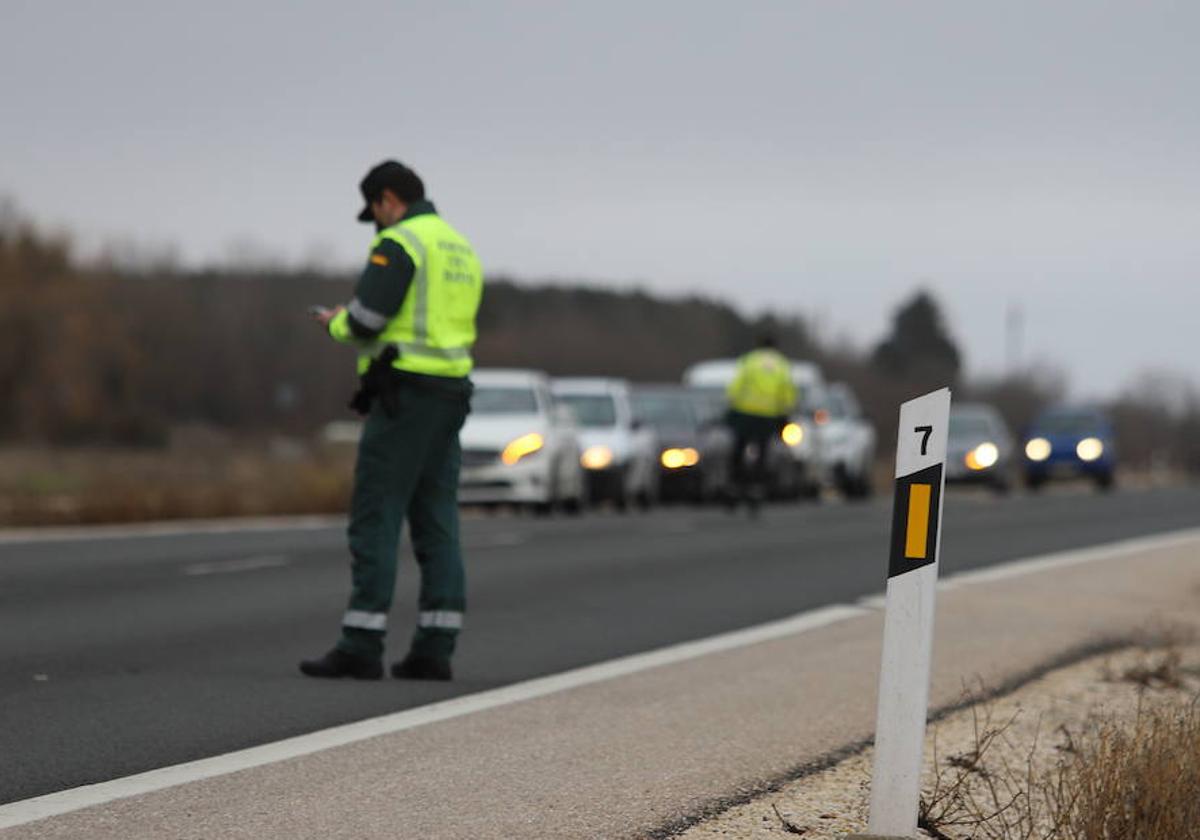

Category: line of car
[456, 360, 878, 514]
[946, 403, 1118, 493]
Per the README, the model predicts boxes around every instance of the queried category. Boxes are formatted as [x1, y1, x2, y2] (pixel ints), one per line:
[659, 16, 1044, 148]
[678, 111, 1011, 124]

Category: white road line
[0, 515, 344, 546]
[0, 604, 867, 830]
[938, 527, 1200, 590]
[1, 526, 1199, 830]
[183, 555, 291, 576]
[856, 526, 1200, 610]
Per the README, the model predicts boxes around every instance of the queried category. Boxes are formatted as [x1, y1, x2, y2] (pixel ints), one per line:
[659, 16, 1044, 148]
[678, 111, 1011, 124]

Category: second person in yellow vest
[725, 336, 798, 514]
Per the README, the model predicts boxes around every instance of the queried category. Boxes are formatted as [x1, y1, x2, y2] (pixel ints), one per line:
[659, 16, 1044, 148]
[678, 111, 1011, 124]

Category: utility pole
[1005, 302, 1024, 376]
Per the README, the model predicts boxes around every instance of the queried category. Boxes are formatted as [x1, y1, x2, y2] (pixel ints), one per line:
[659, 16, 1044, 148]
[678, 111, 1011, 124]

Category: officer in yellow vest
[725, 336, 797, 513]
[301, 160, 483, 681]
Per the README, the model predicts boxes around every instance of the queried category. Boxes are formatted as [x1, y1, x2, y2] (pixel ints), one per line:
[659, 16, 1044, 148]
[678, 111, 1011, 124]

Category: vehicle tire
[564, 460, 587, 515]
[1024, 473, 1045, 492]
[562, 495, 584, 515]
[990, 477, 1011, 496]
[856, 467, 874, 498]
[533, 462, 561, 516]
[844, 472, 872, 500]
[835, 464, 856, 500]
[1094, 471, 1115, 492]
[613, 490, 629, 513]
[635, 469, 658, 512]
[798, 476, 821, 502]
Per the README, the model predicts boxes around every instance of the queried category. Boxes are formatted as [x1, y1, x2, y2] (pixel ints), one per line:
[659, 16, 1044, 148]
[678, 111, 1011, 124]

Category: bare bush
[918, 649, 1200, 840]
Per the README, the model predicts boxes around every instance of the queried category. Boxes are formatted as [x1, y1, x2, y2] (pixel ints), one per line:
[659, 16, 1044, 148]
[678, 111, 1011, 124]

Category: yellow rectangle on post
[905, 483, 932, 558]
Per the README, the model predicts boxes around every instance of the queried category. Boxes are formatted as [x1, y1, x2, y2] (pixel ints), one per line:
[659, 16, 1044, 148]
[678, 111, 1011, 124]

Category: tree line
[2, 212, 1197, 473]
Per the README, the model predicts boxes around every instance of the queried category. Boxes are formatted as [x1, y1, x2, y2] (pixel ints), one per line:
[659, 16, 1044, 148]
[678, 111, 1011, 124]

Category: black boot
[299, 648, 383, 680]
[391, 654, 453, 681]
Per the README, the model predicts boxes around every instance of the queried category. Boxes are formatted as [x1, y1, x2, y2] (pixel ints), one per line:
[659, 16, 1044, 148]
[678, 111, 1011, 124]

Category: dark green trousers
[727, 410, 784, 495]
[337, 378, 470, 661]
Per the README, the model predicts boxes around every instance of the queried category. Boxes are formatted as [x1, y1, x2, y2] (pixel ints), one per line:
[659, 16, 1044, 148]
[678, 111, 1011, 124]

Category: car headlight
[661, 448, 700, 469]
[1076, 437, 1104, 462]
[1025, 437, 1051, 462]
[501, 433, 544, 465]
[965, 441, 999, 471]
[580, 445, 613, 470]
[781, 422, 804, 447]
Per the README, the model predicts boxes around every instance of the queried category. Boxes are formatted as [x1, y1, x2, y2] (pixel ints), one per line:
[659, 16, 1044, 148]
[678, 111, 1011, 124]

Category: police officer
[301, 160, 483, 681]
[725, 336, 797, 513]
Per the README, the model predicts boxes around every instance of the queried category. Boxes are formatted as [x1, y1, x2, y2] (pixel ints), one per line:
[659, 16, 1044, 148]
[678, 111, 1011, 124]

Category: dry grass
[0, 444, 356, 526]
[919, 645, 1200, 840]
[1060, 697, 1200, 839]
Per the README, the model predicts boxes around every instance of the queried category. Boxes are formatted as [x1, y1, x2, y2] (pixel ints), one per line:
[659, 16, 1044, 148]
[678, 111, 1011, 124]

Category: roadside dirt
[673, 642, 1200, 839]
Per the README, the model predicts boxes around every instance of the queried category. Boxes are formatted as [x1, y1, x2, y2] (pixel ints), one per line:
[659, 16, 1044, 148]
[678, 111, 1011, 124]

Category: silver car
[946, 403, 1015, 494]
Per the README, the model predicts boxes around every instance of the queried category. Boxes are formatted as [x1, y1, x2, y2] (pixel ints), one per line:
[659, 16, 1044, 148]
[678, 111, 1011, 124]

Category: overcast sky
[2, 1, 1196, 397]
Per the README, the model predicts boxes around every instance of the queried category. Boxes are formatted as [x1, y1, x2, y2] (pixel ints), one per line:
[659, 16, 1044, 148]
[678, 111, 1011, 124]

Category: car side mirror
[630, 419, 644, 432]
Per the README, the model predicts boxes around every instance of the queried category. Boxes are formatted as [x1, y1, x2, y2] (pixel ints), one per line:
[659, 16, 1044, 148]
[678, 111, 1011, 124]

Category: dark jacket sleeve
[332, 239, 416, 342]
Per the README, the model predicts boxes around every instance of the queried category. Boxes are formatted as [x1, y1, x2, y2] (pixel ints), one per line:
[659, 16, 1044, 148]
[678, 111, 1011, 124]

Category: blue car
[1022, 406, 1117, 490]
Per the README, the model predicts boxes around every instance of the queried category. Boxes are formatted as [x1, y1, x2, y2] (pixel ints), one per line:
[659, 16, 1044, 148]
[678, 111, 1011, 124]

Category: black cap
[356, 160, 425, 222]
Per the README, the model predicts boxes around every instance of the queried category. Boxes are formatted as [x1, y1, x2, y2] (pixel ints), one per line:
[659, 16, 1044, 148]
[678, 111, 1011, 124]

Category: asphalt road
[2, 484, 1199, 805]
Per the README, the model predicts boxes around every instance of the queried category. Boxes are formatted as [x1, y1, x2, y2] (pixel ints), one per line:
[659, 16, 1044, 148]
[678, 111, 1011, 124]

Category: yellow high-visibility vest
[727, 348, 797, 417]
[337, 213, 483, 378]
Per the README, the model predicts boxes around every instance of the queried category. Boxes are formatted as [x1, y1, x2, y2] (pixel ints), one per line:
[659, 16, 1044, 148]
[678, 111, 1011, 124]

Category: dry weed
[918, 656, 1200, 840]
[1054, 697, 1200, 840]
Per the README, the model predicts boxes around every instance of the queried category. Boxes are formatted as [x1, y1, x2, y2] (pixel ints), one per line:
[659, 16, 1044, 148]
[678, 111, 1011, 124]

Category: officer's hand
[311, 305, 344, 327]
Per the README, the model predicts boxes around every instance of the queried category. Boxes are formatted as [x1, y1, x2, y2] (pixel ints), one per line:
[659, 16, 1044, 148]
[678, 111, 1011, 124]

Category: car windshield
[824, 391, 850, 418]
[1035, 411, 1104, 435]
[556, 394, 617, 428]
[949, 413, 994, 439]
[799, 385, 826, 416]
[633, 393, 696, 431]
[472, 387, 540, 415]
[688, 389, 727, 424]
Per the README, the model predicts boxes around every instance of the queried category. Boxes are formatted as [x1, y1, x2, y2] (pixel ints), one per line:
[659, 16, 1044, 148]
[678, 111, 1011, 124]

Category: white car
[682, 358, 817, 499]
[552, 377, 660, 510]
[458, 369, 586, 514]
[812, 382, 876, 498]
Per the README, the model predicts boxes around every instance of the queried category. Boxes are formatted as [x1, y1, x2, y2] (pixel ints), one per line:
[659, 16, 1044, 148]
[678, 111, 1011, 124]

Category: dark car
[631, 386, 731, 502]
[1022, 406, 1117, 490]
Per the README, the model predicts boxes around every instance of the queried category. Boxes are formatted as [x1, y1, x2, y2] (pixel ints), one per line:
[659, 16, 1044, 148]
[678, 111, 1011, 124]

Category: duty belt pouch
[348, 346, 400, 417]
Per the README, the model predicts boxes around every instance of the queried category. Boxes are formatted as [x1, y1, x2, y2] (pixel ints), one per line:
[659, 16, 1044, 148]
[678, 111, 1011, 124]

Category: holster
[348, 346, 400, 417]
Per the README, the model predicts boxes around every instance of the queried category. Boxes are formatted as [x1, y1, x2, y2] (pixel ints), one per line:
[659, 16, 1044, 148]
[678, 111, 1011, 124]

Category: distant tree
[1109, 369, 1200, 473]
[871, 289, 961, 389]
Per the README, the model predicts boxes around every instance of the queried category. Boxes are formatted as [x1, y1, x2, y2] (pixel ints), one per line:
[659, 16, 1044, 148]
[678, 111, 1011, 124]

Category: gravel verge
[672, 641, 1200, 839]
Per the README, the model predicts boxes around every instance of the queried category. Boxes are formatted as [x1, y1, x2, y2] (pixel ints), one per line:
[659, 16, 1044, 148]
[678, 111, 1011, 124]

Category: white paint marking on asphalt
[0, 515, 344, 546]
[855, 527, 1200, 611]
[857, 594, 888, 610]
[938, 526, 1200, 590]
[2, 526, 1199, 830]
[183, 555, 290, 576]
[0, 603, 867, 830]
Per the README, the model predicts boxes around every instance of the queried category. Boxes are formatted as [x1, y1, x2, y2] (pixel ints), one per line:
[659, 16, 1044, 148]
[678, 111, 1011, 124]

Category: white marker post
[850, 387, 950, 840]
